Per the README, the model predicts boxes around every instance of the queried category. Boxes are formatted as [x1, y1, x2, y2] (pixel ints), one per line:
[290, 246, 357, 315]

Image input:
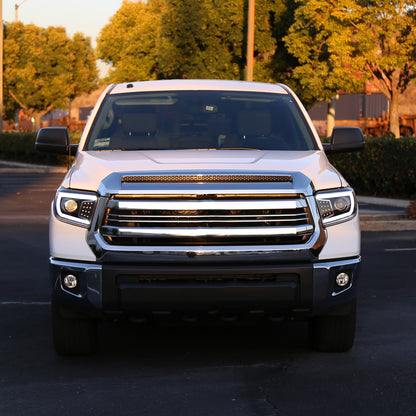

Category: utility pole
[0, 0, 3, 132]
[246, 0, 255, 81]
[15, 0, 30, 22]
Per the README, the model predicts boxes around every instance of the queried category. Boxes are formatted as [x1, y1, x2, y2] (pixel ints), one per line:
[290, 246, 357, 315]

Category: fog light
[336, 272, 350, 287]
[63, 274, 78, 289]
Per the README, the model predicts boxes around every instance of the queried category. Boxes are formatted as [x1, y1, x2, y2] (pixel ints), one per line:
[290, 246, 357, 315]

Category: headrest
[237, 111, 271, 137]
[122, 113, 157, 135]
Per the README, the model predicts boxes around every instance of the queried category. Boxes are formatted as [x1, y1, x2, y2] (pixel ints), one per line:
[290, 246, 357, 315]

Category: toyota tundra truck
[36, 79, 364, 355]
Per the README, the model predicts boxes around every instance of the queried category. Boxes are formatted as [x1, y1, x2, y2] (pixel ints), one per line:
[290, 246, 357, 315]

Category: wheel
[52, 302, 98, 356]
[309, 301, 356, 352]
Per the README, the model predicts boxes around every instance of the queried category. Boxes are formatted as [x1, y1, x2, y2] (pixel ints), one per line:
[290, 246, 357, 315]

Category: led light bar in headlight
[55, 190, 98, 227]
[315, 188, 356, 226]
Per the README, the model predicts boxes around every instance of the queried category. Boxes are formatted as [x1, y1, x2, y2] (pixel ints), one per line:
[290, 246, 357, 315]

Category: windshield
[85, 90, 318, 151]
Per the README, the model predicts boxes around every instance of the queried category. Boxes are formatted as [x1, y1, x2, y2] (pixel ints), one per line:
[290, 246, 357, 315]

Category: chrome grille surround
[99, 195, 314, 247]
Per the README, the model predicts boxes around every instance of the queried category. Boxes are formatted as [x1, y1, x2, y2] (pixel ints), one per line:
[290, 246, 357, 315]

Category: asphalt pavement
[1, 161, 415, 415]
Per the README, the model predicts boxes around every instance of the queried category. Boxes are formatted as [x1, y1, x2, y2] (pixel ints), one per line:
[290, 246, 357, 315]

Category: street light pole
[246, 0, 255, 81]
[15, 0, 30, 22]
[0, 0, 3, 132]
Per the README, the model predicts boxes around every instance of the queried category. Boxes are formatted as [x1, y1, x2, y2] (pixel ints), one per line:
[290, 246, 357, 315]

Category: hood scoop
[121, 173, 293, 183]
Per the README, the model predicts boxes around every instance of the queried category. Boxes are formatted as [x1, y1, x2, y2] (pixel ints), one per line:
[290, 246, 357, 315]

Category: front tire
[309, 301, 356, 352]
[52, 302, 98, 356]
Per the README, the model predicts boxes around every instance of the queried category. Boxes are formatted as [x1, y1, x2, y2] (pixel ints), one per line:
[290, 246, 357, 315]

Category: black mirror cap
[35, 127, 78, 156]
[323, 127, 365, 154]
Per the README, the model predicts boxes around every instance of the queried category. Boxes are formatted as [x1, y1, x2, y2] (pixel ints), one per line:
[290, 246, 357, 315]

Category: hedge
[328, 136, 416, 199]
[0, 131, 82, 166]
[1, 132, 415, 199]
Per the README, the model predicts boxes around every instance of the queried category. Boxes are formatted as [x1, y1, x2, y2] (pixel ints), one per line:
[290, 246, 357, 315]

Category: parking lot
[0, 172, 415, 415]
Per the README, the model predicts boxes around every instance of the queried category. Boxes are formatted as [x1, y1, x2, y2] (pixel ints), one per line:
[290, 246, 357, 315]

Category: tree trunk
[389, 89, 400, 139]
[327, 96, 337, 138]
[33, 113, 42, 132]
[389, 69, 401, 139]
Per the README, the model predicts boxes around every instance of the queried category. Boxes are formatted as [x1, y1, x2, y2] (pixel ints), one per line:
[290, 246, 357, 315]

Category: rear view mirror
[323, 127, 365, 154]
[35, 127, 78, 156]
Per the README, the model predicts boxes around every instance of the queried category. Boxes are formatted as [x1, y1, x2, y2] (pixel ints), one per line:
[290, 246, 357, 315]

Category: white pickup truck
[36, 79, 364, 355]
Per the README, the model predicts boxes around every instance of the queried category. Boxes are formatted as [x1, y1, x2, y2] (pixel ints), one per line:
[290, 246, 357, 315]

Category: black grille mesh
[121, 174, 292, 183]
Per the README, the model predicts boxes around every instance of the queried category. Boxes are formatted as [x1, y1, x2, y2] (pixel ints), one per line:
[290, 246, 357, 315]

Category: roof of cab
[109, 79, 289, 95]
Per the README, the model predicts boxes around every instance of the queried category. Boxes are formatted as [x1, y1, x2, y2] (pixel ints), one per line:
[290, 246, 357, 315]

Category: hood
[62, 149, 344, 193]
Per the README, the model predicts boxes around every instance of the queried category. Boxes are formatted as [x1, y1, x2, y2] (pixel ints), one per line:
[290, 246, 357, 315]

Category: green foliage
[264, 0, 303, 92]
[284, 0, 416, 136]
[97, 0, 162, 82]
[4, 22, 99, 129]
[97, 0, 290, 82]
[284, 0, 367, 104]
[96, 0, 416, 129]
[0, 132, 81, 166]
[68, 33, 99, 100]
[157, 0, 242, 79]
[353, 0, 416, 137]
[328, 136, 416, 198]
[0, 133, 63, 165]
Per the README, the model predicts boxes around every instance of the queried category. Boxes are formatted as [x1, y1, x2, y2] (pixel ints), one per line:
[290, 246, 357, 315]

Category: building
[308, 84, 416, 136]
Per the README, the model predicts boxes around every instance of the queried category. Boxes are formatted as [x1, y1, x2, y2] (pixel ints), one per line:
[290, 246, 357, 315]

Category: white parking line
[0, 301, 51, 305]
[384, 248, 416, 252]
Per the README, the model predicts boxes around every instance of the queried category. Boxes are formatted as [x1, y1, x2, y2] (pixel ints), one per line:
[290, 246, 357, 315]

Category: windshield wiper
[218, 147, 261, 150]
[95, 147, 262, 151]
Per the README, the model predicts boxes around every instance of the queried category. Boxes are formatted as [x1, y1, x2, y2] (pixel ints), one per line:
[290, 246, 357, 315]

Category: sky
[2, 0, 125, 47]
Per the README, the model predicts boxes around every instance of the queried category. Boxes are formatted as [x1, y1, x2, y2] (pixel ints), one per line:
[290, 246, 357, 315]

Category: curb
[0, 161, 67, 174]
[360, 220, 416, 232]
[358, 196, 414, 231]
[360, 215, 416, 232]
[357, 195, 410, 209]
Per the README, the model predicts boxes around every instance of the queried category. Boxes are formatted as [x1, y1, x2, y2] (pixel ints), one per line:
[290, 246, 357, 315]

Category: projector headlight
[315, 188, 356, 226]
[55, 190, 98, 228]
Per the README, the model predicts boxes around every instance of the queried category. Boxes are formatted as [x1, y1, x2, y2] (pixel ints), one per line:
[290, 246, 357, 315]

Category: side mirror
[35, 127, 78, 156]
[323, 127, 365, 154]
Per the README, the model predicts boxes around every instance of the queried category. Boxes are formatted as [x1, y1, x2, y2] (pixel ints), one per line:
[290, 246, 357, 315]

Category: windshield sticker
[94, 138, 111, 149]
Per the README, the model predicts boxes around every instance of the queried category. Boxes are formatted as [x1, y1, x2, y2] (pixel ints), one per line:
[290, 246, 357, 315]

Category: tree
[283, 0, 366, 135]
[68, 33, 99, 101]
[158, 0, 288, 80]
[97, 0, 164, 82]
[284, 0, 416, 138]
[97, 0, 288, 82]
[353, 0, 416, 138]
[4, 22, 98, 130]
[156, 0, 241, 79]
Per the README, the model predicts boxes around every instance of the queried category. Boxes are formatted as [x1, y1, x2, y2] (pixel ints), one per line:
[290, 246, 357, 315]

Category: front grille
[100, 195, 314, 246]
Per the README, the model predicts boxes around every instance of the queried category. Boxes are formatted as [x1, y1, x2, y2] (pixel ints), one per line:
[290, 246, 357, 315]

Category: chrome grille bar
[101, 225, 314, 238]
[111, 199, 306, 210]
[105, 213, 309, 224]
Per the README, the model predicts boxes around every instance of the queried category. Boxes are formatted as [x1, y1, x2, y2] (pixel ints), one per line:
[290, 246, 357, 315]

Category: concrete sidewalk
[1, 160, 415, 232]
[358, 196, 415, 232]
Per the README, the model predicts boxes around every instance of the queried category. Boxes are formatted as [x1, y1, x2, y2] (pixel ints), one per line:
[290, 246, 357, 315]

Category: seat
[236, 110, 272, 148]
[119, 113, 157, 149]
